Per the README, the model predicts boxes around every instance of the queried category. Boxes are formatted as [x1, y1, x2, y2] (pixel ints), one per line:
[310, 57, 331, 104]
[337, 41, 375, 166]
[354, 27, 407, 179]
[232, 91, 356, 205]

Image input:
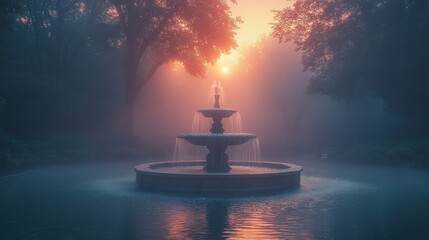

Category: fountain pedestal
[180, 87, 246, 173]
[178, 133, 257, 173]
[205, 142, 230, 173]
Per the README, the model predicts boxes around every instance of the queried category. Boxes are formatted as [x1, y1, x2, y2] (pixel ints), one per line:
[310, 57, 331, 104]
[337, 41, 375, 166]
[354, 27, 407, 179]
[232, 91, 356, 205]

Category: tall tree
[273, 0, 429, 131]
[20, 0, 108, 78]
[0, 0, 122, 136]
[110, 0, 239, 135]
[0, 0, 21, 30]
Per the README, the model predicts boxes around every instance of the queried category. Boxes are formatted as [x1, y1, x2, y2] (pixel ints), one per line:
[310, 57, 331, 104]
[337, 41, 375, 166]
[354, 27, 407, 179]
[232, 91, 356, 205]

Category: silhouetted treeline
[1, 0, 429, 172]
[0, 0, 239, 172]
[273, 0, 429, 137]
[1, 0, 124, 138]
[0, 0, 128, 172]
[271, 0, 429, 166]
[0, 0, 238, 138]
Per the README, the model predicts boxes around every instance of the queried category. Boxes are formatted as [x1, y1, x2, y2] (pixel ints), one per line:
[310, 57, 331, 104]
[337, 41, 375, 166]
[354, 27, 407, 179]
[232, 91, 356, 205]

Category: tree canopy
[0, 0, 21, 30]
[110, 0, 239, 134]
[273, 0, 429, 124]
[0, 0, 240, 137]
[112, 0, 238, 81]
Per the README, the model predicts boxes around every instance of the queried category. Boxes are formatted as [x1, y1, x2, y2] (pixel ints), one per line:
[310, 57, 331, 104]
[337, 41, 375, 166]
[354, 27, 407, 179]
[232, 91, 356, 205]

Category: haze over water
[2, 159, 429, 240]
[1, 1, 428, 239]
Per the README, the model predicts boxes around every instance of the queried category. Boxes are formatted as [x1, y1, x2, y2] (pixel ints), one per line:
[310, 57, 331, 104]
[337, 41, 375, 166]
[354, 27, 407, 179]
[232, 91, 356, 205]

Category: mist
[1, 0, 427, 171]
[134, 37, 398, 158]
[2, 1, 429, 239]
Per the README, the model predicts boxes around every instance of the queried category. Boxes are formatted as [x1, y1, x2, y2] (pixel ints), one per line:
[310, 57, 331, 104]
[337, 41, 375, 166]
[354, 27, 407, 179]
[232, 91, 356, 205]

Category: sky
[135, 0, 309, 149]
[134, 0, 395, 154]
[230, 0, 292, 45]
[216, 0, 293, 71]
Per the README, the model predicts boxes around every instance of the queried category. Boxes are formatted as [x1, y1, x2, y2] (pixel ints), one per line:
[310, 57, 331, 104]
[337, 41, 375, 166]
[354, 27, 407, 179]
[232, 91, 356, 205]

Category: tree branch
[62, 0, 80, 13]
[111, 0, 128, 30]
[134, 6, 180, 64]
[66, 0, 103, 66]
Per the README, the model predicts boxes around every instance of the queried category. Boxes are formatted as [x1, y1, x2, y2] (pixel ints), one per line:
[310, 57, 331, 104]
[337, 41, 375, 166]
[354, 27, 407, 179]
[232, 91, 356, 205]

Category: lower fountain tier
[135, 161, 303, 195]
[178, 133, 257, 146]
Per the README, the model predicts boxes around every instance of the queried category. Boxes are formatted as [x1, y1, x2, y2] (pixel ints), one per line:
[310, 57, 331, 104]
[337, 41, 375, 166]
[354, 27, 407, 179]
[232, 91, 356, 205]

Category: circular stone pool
[135, 161, 303, 195]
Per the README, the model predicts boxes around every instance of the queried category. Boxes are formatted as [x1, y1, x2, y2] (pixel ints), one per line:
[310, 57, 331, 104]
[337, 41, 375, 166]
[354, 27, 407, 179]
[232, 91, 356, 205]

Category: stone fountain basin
[135, 161, 303, 195]
[197, 108, 237, 118]
[178, 133, 257, 146]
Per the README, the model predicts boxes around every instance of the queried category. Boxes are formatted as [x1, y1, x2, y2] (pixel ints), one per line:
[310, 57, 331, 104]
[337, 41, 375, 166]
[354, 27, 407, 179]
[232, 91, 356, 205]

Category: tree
[0, 0, 21, 62]
[0, 0, 21, 30]
[110, 0, 239, 135]
[0, 0, 124, 137]
[273, 0, 429, 132]
[18, 0, 108, 79]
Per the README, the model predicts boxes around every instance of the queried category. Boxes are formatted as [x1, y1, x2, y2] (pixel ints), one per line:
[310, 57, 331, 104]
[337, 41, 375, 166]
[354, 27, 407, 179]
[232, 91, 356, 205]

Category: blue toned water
[1, 158, 429, 240]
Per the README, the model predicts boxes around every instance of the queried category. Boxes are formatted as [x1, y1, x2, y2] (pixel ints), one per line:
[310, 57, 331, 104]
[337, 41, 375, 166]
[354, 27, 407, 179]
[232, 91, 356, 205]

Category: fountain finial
[214, 80, 221, 108]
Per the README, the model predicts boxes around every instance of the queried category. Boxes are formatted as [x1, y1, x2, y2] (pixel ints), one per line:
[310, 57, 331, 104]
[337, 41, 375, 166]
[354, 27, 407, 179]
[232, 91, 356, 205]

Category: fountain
[135, 82, 302, 195]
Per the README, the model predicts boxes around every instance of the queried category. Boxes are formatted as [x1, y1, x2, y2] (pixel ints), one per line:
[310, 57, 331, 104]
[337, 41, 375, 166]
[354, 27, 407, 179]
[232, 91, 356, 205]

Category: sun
[222, 66, 229, 74]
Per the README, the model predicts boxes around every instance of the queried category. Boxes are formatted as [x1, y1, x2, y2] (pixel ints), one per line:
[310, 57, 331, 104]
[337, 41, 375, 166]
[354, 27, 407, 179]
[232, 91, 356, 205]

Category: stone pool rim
[135, 161, 303, 195]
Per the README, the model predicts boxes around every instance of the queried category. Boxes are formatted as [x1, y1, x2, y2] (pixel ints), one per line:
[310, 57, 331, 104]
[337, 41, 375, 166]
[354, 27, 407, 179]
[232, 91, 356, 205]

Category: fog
[2, 2, 429, 238]
[2, 0, 425, 171]
[135, 38, 398, 157]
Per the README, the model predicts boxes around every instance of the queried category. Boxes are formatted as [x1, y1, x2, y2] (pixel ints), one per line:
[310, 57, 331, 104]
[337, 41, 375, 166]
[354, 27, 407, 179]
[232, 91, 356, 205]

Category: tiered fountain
[135, 82, 302, 195]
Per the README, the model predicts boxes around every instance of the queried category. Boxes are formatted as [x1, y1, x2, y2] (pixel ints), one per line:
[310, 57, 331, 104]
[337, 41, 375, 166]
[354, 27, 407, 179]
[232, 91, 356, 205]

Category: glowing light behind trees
[215, 0, 292, 74]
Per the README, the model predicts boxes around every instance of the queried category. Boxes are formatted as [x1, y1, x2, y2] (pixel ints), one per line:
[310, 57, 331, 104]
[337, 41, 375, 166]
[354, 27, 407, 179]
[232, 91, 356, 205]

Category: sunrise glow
[222, 66, 229, 74]
[214, 0, 292, 69]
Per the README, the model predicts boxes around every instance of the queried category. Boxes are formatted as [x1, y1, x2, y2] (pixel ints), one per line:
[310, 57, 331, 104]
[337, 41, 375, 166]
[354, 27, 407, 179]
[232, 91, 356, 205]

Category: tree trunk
[123, 35, 140, 138]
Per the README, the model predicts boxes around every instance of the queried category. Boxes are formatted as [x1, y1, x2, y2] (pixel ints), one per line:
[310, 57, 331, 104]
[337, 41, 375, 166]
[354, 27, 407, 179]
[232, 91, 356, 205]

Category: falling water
[173, 138, 202, 161]
[174, 137, 260, 163]
[173, 138, 205, 163]
[227, 138, 261, 162]
[173, 80, 260, 166]
[223, 112, 243, 133]
[191, 112, 243, 133]
[191, 112, 211, 133]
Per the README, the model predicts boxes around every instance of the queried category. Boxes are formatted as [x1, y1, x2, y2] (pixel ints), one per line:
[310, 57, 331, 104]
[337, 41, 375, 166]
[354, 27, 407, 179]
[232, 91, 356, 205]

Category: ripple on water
[4, 162, 429, 240]
[86, 171, 368, 239]
[1, 167, 375, 240]
[88, 174, 365, 200]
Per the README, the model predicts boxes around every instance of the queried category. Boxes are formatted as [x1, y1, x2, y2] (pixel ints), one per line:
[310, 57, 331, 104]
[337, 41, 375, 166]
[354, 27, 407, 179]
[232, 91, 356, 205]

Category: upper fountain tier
[197, 108, 237, 119]
[190, 81, 239, 134]
[178, 133, 256, 146]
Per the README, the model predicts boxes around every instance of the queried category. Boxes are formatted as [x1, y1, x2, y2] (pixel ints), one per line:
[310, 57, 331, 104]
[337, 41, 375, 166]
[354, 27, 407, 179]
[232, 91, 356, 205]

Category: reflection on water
[90, 174, 363, 240]
[1, 161, 429, 240]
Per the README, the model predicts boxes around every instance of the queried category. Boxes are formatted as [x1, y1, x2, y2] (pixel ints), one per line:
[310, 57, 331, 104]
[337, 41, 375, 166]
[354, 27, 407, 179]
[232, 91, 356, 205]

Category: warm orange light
[222, 66, 229, 74]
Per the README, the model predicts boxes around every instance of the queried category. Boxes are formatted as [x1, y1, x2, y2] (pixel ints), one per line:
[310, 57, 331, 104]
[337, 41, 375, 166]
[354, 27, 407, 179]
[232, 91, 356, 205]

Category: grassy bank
[0, 132, 164, 175]
[329, 139, 429, 168]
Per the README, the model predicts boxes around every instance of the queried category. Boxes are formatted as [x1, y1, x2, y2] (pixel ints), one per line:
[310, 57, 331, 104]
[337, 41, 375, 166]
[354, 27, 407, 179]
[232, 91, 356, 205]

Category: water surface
[1, 158, 429, 239]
